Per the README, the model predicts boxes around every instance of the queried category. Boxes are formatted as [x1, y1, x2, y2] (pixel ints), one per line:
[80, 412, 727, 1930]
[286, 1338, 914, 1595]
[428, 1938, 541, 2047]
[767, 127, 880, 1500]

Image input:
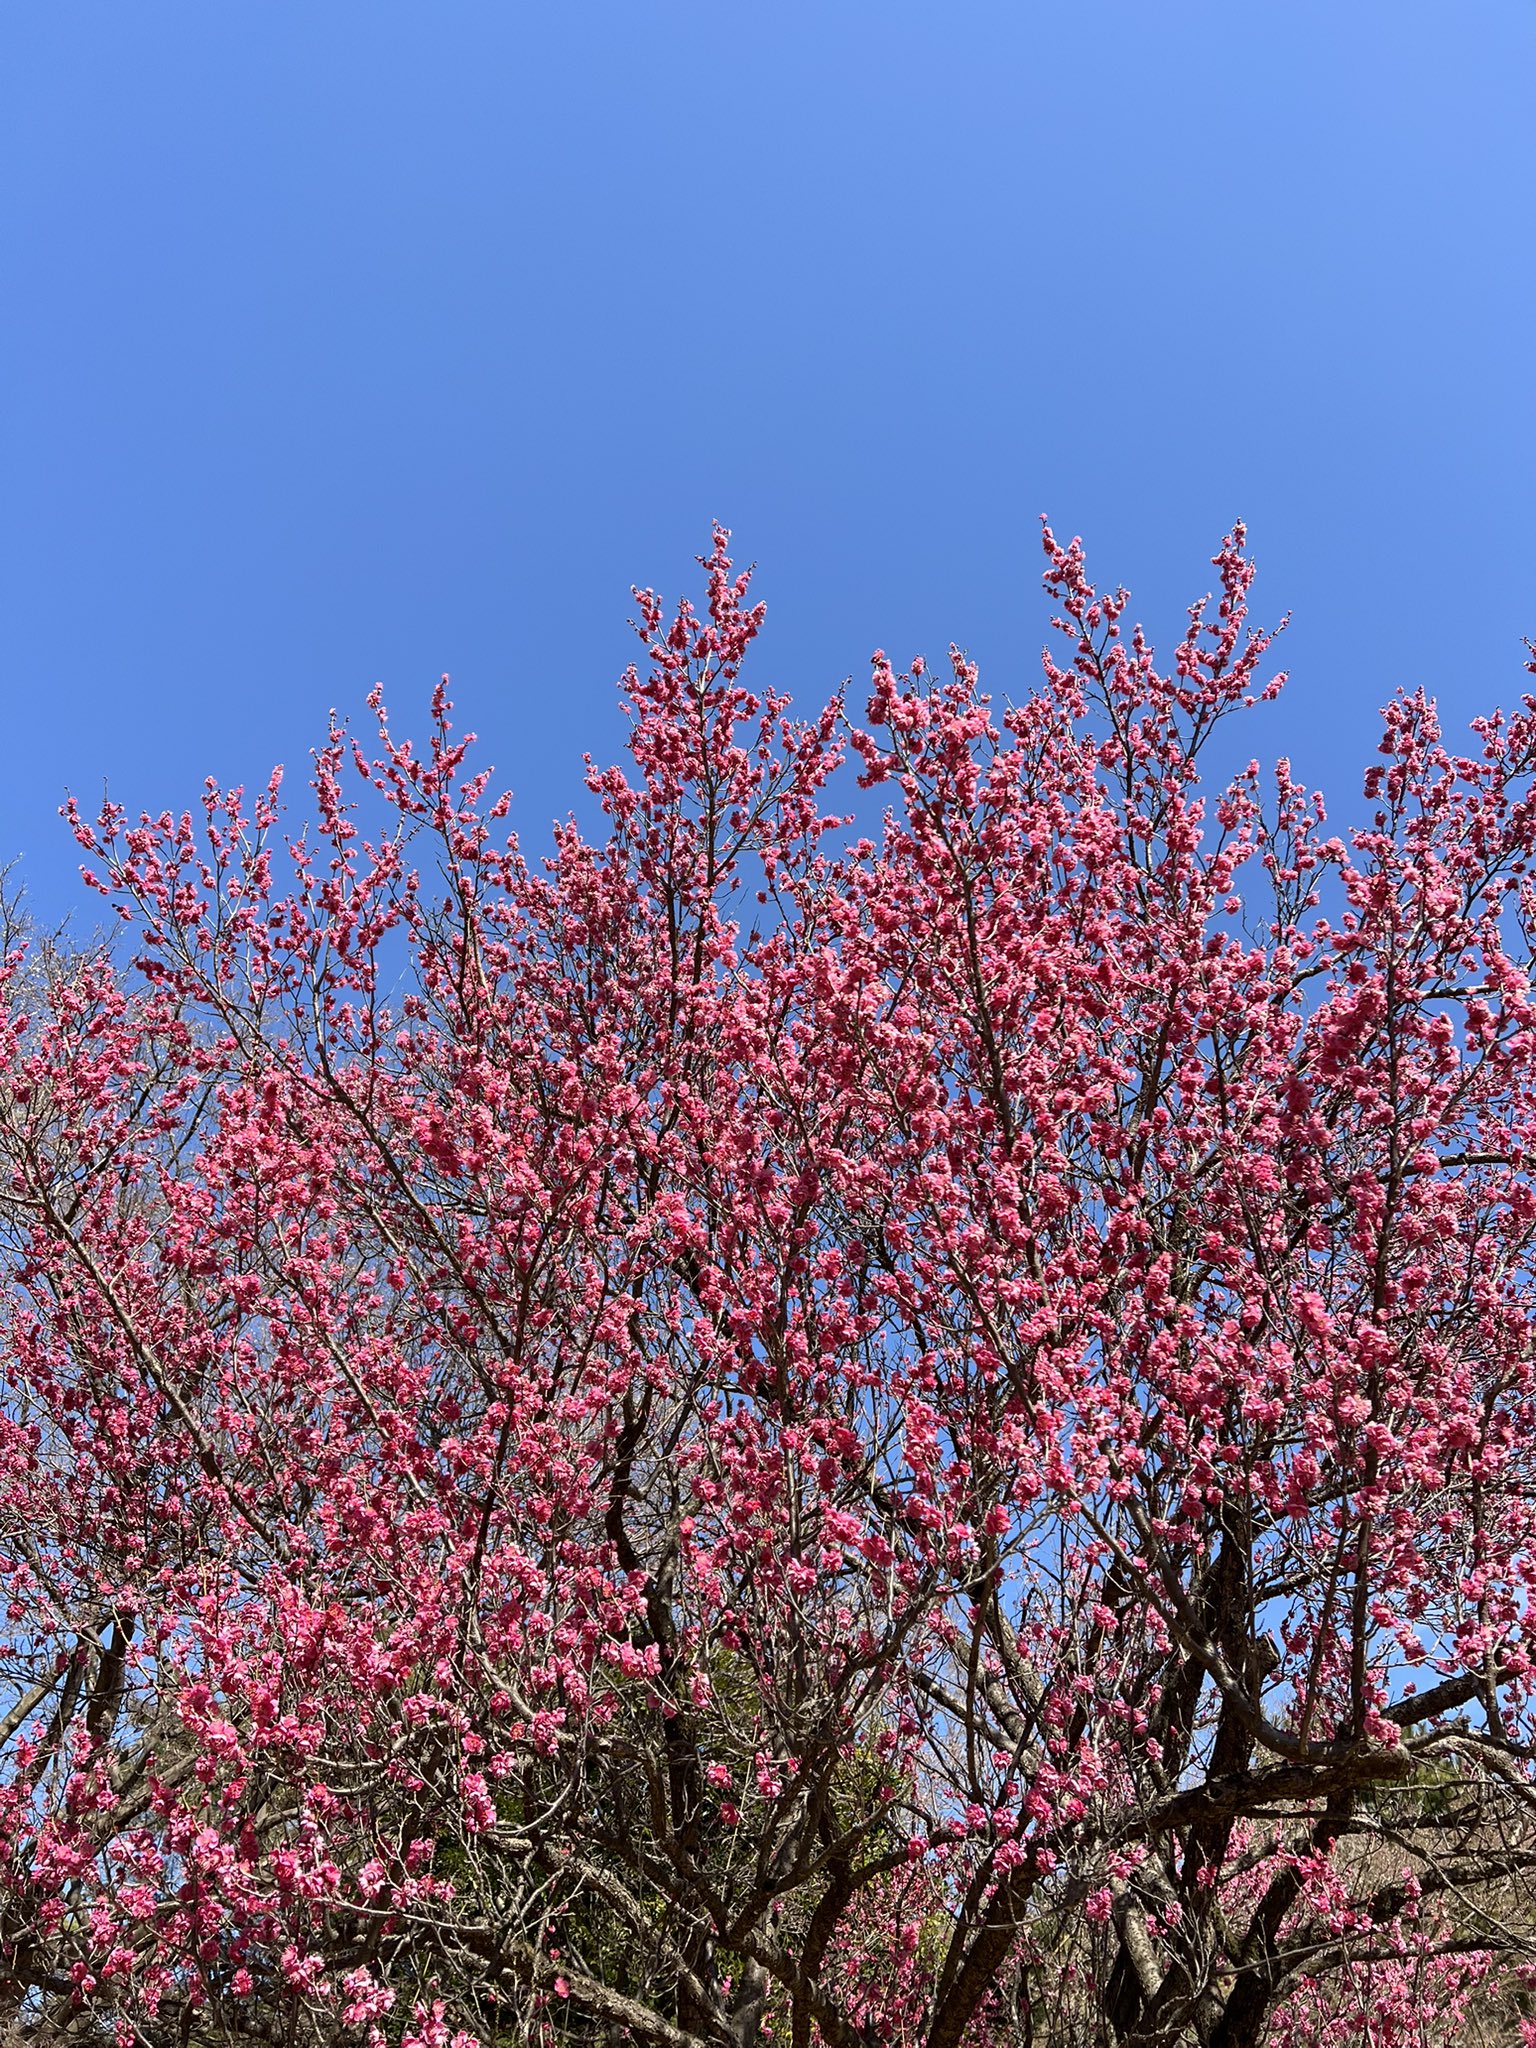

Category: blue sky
[2, 2, 1533, 921]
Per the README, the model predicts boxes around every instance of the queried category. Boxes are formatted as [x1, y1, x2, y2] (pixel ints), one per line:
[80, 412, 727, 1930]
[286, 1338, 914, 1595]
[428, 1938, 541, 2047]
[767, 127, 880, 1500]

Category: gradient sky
[2, 2, 1533, 923]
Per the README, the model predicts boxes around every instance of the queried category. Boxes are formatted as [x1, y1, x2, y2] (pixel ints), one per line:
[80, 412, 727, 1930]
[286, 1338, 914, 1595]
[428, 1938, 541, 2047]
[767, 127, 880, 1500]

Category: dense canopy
[5, 530, 1536, 2047]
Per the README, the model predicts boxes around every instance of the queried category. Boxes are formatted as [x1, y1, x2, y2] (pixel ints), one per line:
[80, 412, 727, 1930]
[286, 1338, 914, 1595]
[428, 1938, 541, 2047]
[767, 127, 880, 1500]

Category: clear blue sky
[3, 2, 1533, 921]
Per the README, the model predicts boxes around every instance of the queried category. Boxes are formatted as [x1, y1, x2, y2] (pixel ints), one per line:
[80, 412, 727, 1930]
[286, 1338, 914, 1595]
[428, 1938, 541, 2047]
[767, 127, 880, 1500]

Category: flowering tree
[4, 526, 1536, 2048]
